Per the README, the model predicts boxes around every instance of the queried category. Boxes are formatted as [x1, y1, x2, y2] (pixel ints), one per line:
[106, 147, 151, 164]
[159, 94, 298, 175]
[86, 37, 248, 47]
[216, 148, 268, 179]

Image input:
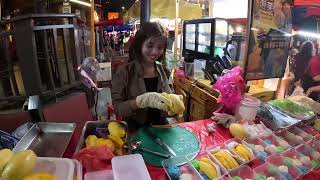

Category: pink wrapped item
[213, 66, 245, 110]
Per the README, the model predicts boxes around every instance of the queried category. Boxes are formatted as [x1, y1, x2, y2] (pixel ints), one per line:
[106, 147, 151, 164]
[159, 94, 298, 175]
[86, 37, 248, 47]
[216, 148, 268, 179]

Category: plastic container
[259, 134, 290, 154]
[225, 139, 255, 163]
[207, 144, 244, 172]
[84, 170, 113, 180]
[242, 137, 269, 160]
[235, 95, 261, 122]
[190, 153, 228, 180]
[307, 139, 320, 152]
[299, 126, 319, 136]
[266, 154, 303, 179]
[253, 163, 284, 180]
[32, 157, 75, 180]
[296, 144, 320, 170]
[228, 165, 253, 179]
[111, 154, 151, 180]
[162, 155, 202, 180]
[281, 149, 312, 175]
[289, 127, 313, 142]
[73, 159, 83, 180]
[276, 131, 304, 147]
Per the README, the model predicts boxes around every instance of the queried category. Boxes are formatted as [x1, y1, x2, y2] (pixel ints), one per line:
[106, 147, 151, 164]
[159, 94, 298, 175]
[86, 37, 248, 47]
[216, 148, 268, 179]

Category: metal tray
[13, 122, 75, 157]
[75, 120, 130, 153]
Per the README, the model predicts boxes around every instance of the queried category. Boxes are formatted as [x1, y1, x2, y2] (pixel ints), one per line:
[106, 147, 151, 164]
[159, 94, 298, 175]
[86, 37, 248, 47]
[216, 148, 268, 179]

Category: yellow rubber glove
[136, 92, 171, 111]
[161, 93, 185, 116]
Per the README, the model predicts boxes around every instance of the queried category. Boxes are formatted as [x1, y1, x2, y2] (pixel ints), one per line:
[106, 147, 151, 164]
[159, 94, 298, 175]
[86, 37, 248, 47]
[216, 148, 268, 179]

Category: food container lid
[85, 170, 113, 180]
[111, 154, 151, 180]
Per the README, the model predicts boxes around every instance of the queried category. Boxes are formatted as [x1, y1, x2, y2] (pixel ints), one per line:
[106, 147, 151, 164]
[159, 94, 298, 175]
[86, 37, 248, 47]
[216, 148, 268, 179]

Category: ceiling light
[122, 6, 125, 10]
[236, 26, 243, 32]
[70, 0, 91, 7]
[298, 31, 320, 39]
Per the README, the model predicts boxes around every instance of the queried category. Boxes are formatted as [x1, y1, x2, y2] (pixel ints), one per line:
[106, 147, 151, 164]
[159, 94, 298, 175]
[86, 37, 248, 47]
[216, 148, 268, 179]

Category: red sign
[295, 0, 320, 6]
[108, 12, 119, 20]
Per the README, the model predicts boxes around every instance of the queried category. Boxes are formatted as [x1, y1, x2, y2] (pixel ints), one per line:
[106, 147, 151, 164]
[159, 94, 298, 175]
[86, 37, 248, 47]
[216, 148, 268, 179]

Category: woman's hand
[136, 92, 171, 111]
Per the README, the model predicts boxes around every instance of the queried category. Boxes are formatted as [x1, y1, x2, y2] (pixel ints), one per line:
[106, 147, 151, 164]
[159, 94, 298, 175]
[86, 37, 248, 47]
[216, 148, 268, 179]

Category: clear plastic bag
[268, 99, 315, 120]
[257, 103, 300, 131]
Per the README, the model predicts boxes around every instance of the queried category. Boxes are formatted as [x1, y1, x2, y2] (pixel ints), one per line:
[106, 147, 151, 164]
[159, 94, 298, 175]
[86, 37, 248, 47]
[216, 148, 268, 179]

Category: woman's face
[141, 37, 165, 64]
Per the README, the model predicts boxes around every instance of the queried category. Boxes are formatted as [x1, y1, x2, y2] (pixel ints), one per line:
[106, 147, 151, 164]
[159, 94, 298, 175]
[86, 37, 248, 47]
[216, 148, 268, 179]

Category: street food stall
[1, 0, 320, 180]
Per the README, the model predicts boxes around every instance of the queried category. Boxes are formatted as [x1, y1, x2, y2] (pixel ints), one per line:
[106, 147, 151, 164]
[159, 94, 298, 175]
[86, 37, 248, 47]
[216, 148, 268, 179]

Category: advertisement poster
[245, 0, 293, 80]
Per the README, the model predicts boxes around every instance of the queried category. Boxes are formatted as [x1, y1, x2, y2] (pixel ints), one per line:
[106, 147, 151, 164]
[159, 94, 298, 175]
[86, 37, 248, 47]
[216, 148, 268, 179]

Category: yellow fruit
[23, 173, 57, 180]
[85, 135, 98, 147]
[108, 135, 124, 147]
[161, 93, 185, 115]
[199, 157, 211, 164]
[199, 161, 217, 179]
[234, 144, 253, 161]
[0, 149, 13, 174]
[1, 150, 37, 180]
[229, 123, 248, 140]
[96, 138, 115, 152]
[108, 122, 126, 138]
[213, 150, 239, 170]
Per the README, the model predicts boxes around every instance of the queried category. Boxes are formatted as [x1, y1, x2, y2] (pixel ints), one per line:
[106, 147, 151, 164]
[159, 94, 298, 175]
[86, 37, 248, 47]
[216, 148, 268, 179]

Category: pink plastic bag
[213, 66, 245, 110]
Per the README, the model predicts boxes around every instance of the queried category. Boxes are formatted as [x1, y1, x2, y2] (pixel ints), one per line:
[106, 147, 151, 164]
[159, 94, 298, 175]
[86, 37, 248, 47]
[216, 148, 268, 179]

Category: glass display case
[182, 18, 230, 60]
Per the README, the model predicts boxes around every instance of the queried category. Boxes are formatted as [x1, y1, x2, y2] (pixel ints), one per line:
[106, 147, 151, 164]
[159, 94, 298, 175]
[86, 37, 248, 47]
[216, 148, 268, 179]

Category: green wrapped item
[269, 99, 315, 119]
[254, 173, 267, 180]
[233, 176, 243, 180]
[191, 159, 200, 171]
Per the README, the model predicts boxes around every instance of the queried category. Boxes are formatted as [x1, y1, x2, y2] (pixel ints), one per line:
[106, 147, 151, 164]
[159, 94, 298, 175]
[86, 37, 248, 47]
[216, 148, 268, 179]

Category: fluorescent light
[284, 33, 292, 37]
[297, 31, 320, 39]
[236, 26, 243, 32]
[70, 0, 91, 7]
[251, 28, 259, 31]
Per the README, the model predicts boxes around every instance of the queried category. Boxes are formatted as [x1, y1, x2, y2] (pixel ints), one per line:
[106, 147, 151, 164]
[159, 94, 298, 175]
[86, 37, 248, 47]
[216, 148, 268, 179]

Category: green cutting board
[131, 126, 200, 167]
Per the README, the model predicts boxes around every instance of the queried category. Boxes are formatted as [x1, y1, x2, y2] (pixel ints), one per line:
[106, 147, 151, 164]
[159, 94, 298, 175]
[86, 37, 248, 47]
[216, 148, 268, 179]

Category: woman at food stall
[111, 22, 173, 128]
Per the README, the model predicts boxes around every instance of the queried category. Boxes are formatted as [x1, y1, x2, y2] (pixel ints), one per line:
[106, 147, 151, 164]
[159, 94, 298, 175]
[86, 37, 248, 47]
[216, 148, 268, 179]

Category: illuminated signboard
[108, 12, 119, 20]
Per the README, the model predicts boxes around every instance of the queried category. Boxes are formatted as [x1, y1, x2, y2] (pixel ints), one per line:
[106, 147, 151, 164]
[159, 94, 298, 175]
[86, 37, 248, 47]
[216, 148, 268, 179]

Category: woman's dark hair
[294, 41, 314, 79]
[129, 22, 167, 65]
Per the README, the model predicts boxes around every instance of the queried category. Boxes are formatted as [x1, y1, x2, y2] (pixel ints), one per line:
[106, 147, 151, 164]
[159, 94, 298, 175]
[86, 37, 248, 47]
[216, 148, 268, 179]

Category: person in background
[167, 31, 175, 51]
[111, 22, 172, 128]
[118, 32, 125, 55]
[293, 41, 315, 81]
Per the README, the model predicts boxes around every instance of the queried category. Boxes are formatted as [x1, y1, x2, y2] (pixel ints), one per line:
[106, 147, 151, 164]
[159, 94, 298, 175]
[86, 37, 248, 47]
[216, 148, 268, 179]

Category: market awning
[294, 0, 320, 6]
[125, 0, 202, 20]
[293, 6, 320, 30]
[104, 25, 133, 32]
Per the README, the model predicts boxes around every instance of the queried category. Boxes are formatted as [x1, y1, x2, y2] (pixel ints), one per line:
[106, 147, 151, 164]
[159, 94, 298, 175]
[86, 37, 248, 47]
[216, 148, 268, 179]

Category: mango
[161, 93, 185, 116]
[0, 149, 13, 174]
[229, 123, 248, 140]
[199, 160, 217, 179]
[23, 173, 57, 180]
[108, 135, 124, 148]
[108, 122, 126, 138]
[96, 138, 115, 152]
[1, 150, 37, 180]
[85, 135, 98, 147]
